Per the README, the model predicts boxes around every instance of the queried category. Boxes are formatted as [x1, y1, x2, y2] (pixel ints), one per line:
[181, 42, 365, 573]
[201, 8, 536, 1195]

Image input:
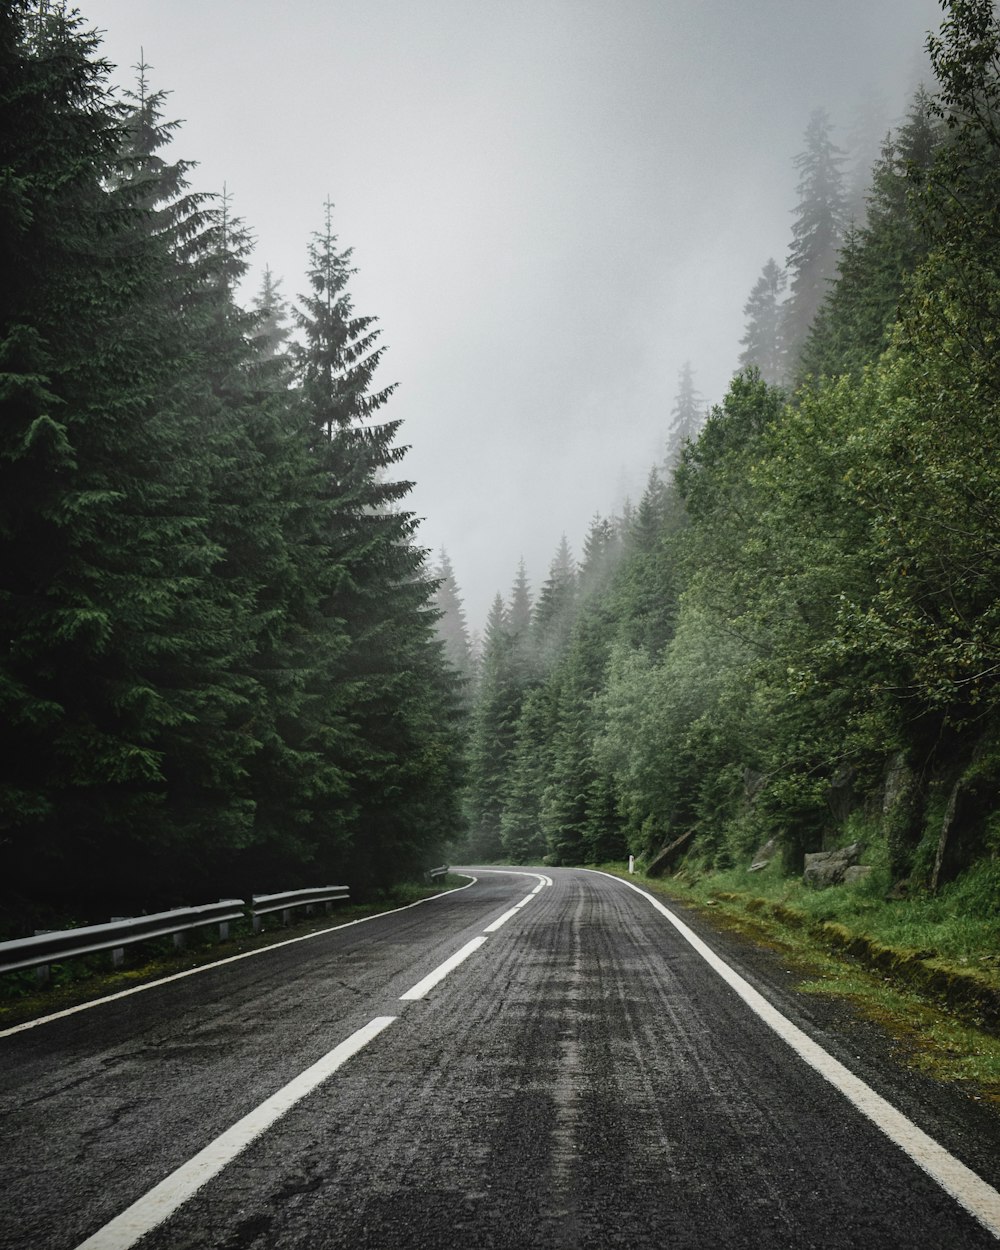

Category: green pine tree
[292, 201, 463, 890]
[432, 550, 474, 685]
[783, 108, 848, 375]
[532, 536, 577, 672]
[0, 14, 251, 904]
[799, 88, 941, 381]
[466, 595, 521, 859]
[738, 259, 787, 386]
[666, 361, 703, 466]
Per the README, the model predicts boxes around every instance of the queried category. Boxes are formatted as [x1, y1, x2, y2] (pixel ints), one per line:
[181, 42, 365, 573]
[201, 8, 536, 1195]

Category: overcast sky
[83, 0, 942, 629]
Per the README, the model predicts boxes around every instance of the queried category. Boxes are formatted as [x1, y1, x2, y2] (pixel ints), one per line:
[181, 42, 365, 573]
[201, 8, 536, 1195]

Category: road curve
[1, 867, 998, 1249]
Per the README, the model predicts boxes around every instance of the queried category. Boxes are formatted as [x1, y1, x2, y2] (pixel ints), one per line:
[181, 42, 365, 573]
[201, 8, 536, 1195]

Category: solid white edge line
[588, 868, 1000, 1241]
[73, 1015, 398, 1250]
[1, 877, 478, 1040]
[399, 936, 488, 1000]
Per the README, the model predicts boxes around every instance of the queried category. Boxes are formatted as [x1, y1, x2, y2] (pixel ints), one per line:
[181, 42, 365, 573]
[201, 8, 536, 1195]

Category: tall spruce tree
[665, 361, 703, 466]
[252, 265, 292, 361]
[465, 595, 521, 859]
[499, 685, 554, 863]
[608, 469, 681, 657]
[507, 558, 535, 684]
[113, 66, 304, 895]
[783, 108, 848, 375]
[538, 666, 593, 865]
[738, 259, 787, 386]
[844, 86, 890, 225]
[799, 88, 941, 381]
[292, 201, 462, 890]
[1, 4, 137, 901]
[0, 11, 253, 905]
[508, 559, 533, 640]
[532, 536, 578, 672]
[432, 550, 474, 685]
[579, 513, 620, 602]
[0, 13, 463, 913]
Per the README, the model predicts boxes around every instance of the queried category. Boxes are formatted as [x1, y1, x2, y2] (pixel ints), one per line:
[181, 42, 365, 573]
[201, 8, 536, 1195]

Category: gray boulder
[803, 841, 863, 888]
[748, 837, 778, 872]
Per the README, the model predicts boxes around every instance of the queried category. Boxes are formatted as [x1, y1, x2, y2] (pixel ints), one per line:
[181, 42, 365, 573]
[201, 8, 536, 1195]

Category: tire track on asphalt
[0, 877, 480, 1041]
[108, 866, 1000, 1249]
[69, 871, 551, 1250]
[588, 869, 1000, 1241]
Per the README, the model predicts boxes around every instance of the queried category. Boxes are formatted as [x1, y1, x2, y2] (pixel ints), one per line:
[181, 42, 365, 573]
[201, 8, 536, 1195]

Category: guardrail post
[1, 899, 248, 982]
[249, 887, 349, 933]
[33, 931, 52, 985]
[110, 918, 126, 968]
[218, 920, 230, 941]
[173, 932, 186, 951]
[253, 914, 263, 934]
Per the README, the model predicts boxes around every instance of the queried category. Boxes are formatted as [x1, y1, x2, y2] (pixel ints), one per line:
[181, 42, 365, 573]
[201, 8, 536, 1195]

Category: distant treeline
[0, 3, 464, 921]
[456, 0, 1000, 896]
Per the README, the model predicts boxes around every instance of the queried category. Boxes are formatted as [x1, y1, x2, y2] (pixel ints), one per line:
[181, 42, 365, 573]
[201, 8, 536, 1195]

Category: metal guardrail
[0, 885, 354, 983]
[250, 886, 350, 932]
[0, 900, 246, 982]
[427, 865, 449, 883]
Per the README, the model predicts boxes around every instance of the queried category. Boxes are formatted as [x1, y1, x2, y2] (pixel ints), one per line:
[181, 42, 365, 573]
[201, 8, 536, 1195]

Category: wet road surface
[2, 867, 999, 1249]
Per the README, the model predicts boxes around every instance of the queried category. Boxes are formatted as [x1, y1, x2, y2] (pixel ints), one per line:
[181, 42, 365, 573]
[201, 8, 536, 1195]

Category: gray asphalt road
[1, 867, 998, 1249]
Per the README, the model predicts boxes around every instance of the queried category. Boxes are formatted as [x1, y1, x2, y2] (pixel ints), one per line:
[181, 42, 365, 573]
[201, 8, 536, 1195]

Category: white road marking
[73, 1015, 397, 1250]
[593, 870, 1000, 1241]
[483, 891, 540, 931]
[481, 870, 549, 931]
[18, 872, 543, 1246]
[0, 877, 477, 1039]
[483, 907, 521, 932]
[466, 867, 551, 890]
[399, 936, 488, 1000]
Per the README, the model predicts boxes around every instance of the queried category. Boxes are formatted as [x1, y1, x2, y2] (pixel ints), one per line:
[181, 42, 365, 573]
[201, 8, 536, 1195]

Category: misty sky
[82, 0, 942, 629]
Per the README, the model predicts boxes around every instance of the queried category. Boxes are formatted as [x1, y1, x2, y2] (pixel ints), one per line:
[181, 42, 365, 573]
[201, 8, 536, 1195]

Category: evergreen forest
[5, 1, 1000, 935]
[0, 3, 464, 922]
[457, 0, 1000, 903]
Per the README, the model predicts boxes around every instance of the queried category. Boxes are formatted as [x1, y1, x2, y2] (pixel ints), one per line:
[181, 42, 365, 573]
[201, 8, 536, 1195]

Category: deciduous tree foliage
[458, 2, 1000, 898]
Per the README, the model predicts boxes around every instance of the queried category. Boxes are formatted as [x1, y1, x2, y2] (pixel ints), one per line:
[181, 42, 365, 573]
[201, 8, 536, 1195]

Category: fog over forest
[85, 0, 941, 627]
